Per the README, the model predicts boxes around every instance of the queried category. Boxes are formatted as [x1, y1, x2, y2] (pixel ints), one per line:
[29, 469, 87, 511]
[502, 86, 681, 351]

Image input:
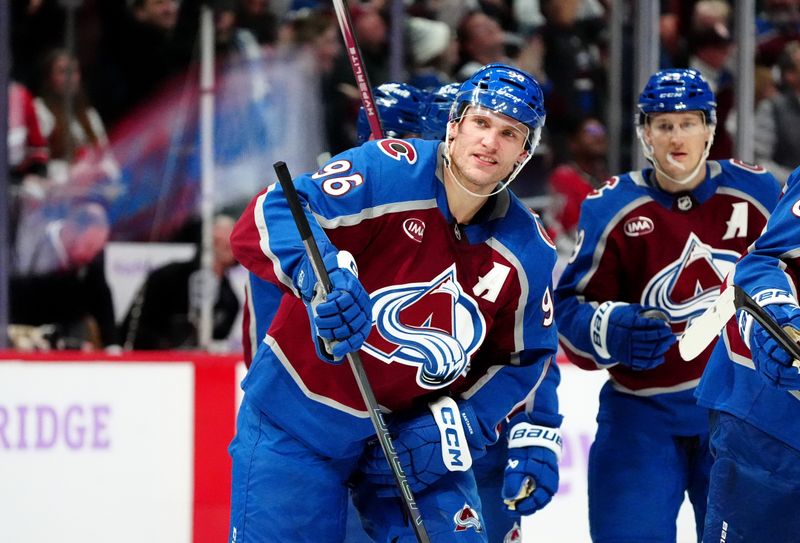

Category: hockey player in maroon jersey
[228, 63, 562, 543]
[554, 68, 780, 542]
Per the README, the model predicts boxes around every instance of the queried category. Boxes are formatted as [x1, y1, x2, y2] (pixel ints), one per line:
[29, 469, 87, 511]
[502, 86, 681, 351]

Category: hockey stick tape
[429, 396, 473, 472]
[508, 421, 562, 458]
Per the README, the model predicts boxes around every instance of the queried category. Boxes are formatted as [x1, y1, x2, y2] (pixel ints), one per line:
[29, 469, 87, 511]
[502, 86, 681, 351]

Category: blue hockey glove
[502, 413, 560, 515]
[360, 397, 491, 497]
[743, 300, 800, 391]
[590, 302, 676, 370]
[294, 250, 373, 363]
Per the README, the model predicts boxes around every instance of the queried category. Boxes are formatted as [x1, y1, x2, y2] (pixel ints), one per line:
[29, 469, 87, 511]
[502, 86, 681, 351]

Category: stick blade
[679, 287, 736, 361]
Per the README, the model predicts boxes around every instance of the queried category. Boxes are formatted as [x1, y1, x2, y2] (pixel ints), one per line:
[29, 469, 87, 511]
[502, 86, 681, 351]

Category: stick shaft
[273, 161, 429, 542]
[331, 0, 384, 140]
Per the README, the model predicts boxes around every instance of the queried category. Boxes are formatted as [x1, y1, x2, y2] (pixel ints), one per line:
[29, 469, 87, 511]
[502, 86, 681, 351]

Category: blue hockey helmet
[420, 82, 460, 140]
[636, 68, 717, 126]
[451, 63, 546, 149]
[356, 83, 427, 143]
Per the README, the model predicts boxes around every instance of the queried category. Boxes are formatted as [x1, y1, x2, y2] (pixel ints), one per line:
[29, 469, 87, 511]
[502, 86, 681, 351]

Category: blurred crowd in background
[6, 0, 800, 352]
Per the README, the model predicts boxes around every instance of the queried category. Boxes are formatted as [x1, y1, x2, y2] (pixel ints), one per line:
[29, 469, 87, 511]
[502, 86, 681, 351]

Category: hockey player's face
[448, 107, 529, 193]
[645, 111, 711, 179]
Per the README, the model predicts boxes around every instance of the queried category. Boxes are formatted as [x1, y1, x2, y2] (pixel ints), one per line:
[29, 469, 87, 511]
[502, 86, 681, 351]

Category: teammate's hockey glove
[502, 413, 560, 515]
[590, 302, 675, 370]
[294, 250, 373, 363]
[360, 397, 491, 496]
[741, 296, 800, 390]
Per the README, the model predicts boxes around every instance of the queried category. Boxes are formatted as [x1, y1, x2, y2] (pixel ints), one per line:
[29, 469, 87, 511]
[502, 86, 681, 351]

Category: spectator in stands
[119, 215, 240, 350]
[33, 48, 118, 186]
[292, 4, 379, 153]
[455, 10, 511, 80]
[8, 79, 49, 186]
[659, 2, 685, 67]
[14, 199, 110, 277]
[413, 0, 478, 33]
[548, 116, 609, 241]
[406, 16, 458, 90]
[8, 79, 50, 252]
[511, 23, 549, 94]
[277, 6, 340, 73]
[236, 0, 279, 45]
[540, 0, 606, 163]
[686, 0, 735, 159]
[90, 0, 183, 127]
[172, 0, 240, 64]
[134, 0, 181, 32]
[10, 200, 118, 350]
[10, 0, 65, 88]
[275, 7, 348, 154]
[755, 64, 780, 105]
[755, 40, 800, 184]
[347, 2, 390, 85]
[756, 0, 800, 67]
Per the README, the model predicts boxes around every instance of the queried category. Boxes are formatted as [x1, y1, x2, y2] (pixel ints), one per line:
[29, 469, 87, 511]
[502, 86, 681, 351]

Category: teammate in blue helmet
[420, 82, 459, 140]
[356, 82, 427, 143]
[635, 68, 717, 186]
[555, 67, 780, 542]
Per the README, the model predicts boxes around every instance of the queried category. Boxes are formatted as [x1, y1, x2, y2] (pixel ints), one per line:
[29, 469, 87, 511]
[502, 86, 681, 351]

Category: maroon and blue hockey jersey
[231, 138, 560, 457]
[555, 160, 779, 434]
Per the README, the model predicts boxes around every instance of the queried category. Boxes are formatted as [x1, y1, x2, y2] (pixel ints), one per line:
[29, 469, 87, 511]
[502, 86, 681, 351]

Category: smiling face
[446, 106, 530, 195]
[643, 111, 713, 191]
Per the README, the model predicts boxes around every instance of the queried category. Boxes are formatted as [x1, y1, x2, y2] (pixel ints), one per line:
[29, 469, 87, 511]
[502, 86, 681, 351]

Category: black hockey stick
[734, 286, 800, 366]
[273, 162, 430, 543]
[331, 0, 384, 141]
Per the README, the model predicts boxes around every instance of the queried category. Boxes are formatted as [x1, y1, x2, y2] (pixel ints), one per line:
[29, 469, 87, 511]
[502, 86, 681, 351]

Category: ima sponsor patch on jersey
[623, 216, 655, 237]
[402, 217, 425, 242]
[363, 265, 487, 389]
[641, 232, 740, 323]
[453, 503, 482, 533]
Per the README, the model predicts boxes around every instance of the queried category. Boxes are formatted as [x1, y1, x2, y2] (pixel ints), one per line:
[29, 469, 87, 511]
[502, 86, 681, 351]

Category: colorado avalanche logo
[641, 233, 740, 322]
[453, 503, 483, 533]
[363, 265, 486, 389]
[503, 523, 522, 543]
